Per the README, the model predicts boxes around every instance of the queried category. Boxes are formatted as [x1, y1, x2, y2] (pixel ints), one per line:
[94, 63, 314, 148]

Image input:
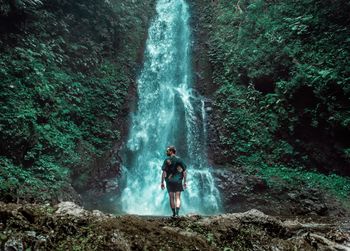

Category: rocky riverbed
[1, 202, 349, 250]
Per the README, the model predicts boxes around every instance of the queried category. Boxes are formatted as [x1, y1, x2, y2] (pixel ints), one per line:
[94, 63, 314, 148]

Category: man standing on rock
[161, 146, 187, 217]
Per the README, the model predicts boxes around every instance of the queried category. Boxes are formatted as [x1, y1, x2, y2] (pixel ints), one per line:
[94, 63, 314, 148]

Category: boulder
[55, 201, 88, 217]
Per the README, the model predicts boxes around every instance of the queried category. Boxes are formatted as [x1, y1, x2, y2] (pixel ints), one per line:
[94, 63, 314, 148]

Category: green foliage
[256, 164, 350, 199]
[0, 156, 68, 201]
[214, 81, 294, 167]
[192, 0, 350, 202]
[0, 0, 155, 201]
[205, 0, 350, 174]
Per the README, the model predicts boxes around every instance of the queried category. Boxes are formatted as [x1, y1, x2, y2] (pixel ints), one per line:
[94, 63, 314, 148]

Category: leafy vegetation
[195, 0, 350, 198]
[0, 0, 155, 202]
[1, 0, 349, 206]
[257, 164, 350, 199]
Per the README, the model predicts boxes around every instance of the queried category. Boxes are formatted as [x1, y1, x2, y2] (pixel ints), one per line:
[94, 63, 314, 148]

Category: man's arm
[183, 170, 187, 189]
[161, 170, 166, 189]
[179, 158, 187, 189]
[161, 170, 166, 183]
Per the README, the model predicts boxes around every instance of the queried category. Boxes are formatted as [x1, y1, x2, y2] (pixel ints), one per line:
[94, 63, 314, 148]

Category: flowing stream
[120, 0, 221, 215]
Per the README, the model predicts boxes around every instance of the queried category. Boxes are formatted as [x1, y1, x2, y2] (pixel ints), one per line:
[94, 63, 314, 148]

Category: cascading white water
[120, 0, 221, 215]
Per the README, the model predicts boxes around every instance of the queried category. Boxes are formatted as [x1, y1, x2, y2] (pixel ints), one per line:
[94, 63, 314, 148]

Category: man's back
[167, 155, 186, 182]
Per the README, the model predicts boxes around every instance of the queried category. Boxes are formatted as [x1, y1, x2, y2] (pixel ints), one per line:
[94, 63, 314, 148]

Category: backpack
[166, 156, 184, 181]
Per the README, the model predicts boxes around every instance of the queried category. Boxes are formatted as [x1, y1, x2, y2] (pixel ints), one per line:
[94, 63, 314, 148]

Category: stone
[104, 179, 119, 193]
[55, 201, 87, 217]
[4, 237, 23, 251]
[1, 202, 350, 250]
[25, 231, 36, 237]
[92, 210, 106, 217]
[287, 193, 297, 200]
[205, 106, 213, 112]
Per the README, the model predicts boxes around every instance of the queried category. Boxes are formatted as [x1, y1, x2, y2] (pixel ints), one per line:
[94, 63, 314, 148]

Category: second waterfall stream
[120, 0, 221, 215]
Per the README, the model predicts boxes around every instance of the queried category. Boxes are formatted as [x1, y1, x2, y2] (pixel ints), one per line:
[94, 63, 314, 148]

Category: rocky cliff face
[213, 168, 349, 217]
[188, 0, 227, 165]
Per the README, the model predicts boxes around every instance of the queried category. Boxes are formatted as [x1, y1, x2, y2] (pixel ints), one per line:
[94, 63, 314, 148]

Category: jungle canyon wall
[1, 0, 349, 217]
[189, 0, 350, 215]
[0, 0, 156, 204]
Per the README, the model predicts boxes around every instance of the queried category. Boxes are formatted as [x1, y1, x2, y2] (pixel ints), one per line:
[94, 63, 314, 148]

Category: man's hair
[167, 145, 176, 154]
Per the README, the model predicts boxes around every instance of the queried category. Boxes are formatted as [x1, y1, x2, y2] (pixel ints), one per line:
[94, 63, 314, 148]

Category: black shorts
[166, 181, 183, 192]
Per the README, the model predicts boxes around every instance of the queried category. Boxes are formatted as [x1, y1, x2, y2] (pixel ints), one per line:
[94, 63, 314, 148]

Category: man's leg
[169, 192, 175, 216]
[175, 192, 181, 216]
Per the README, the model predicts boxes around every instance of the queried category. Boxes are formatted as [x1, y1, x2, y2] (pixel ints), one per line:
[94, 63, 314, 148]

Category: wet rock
[25, 231, 36, 237]
[4, 237, 23, 251]
[205, 106, 213, 112]
[92, 209, 108, 218]
[56, 184, 82, 205]
[287, 192, 298, 200]
[212, 167, 348, 218]
[213, 169, 275, 213]
[290, 192, 329, 216]
[55, 201, 87, 217]
[18, 208, 35, 223]
[104, 179, 119, 193]
[1, 202, 350, 250]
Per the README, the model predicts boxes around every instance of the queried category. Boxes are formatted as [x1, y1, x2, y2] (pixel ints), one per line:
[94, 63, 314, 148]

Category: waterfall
[120, 0, 221, 215]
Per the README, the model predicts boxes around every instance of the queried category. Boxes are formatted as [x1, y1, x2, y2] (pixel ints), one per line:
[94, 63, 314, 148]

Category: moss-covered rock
[0, 202, 349, 250]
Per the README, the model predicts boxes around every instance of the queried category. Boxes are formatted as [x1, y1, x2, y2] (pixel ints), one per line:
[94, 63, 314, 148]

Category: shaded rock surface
[1, 202, 349, 251]
[213, 168, 349, 218]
